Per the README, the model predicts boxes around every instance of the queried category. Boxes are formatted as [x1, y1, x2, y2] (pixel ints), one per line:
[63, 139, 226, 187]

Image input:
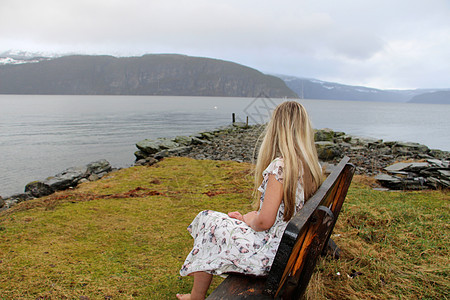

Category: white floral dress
[179, 158, 305, 277]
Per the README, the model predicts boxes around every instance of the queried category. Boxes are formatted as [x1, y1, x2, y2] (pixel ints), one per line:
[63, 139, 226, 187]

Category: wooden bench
[207, 156, 355, 299]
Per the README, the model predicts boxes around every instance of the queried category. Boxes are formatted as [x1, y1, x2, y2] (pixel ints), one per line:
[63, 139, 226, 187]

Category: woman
[177, 101, 323, 300]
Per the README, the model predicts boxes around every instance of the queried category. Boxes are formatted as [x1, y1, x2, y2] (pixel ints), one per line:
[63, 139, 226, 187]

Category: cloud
[0, 0, 449, 89]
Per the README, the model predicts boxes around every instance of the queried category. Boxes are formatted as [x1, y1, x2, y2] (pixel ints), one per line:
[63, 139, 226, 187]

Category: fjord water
[1, 95, 449, 197]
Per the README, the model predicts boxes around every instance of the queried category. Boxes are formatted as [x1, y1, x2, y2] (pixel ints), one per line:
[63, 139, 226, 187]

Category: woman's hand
[243, 211, 258, 227]
[228, 211, 244, 221]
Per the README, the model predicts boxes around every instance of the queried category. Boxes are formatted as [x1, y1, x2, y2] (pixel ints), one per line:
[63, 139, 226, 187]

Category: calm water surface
[1, 95, 449, 197]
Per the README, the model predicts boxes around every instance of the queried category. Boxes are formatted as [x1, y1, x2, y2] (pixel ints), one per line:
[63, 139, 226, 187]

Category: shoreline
[1, 123, 449, 211]
[134, 123, 449, 174]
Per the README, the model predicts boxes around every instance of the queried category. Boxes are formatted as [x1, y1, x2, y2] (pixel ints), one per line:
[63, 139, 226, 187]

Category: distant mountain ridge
[279, 75, 448, 103]
[409, 91, 450, 104]
[0, 54, 297, 98]
[0, 51, 448, 102]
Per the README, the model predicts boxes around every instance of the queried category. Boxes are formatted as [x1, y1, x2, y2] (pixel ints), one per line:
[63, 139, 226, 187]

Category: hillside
[0, 54, 297, 98]
[279, 75, 450, 103]
[0, 157, 448, 299]
[409, 90, 450, 104]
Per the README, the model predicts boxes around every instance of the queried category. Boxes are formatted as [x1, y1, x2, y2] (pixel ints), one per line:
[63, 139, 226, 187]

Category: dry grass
[0, 157, 448, 299]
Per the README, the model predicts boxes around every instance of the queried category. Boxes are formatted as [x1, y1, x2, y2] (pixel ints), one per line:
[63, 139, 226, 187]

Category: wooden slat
[206, 274, 271, 299]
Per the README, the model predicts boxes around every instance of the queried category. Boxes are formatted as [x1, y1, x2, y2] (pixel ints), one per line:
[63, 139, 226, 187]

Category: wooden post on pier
[232, 113, 236, 124]
[246, 116, 249, 127]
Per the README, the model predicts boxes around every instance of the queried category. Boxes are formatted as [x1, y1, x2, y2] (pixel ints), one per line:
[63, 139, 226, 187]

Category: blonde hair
[254, 101, 323, 221]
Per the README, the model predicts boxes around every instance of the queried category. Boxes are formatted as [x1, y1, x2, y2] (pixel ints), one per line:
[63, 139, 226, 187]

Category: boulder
[0, 196, 4, 208]
[191, 137, 212, 145]
[88, 173, 100, 181]
[25, 181, 54, 198]
[136, 139, 160, 154]
[392, 142, 429, 155]
[174, 135, 193, 146]
[158, 138, 180, 150]
[374, 174, 402, 189]
[44, 165, 88, 191]
[315, 141, 343, 160]
[134, 150, 147, 160]
[136, 138, 179, 155]
[154, 146, 192, 159]
[315, 128, 335, 142]
[7, 193, 33, 203]
[377, 159, 449, 190]
[199, 132, 215, 140]
[86, 159, 111, 175]
[429, 149, 450, 160]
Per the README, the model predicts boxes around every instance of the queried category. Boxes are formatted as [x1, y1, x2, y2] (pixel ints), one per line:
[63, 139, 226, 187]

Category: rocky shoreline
[134, 123, 450, 189]
[1, 160, 113, 211]
[1, 124, 449, 211]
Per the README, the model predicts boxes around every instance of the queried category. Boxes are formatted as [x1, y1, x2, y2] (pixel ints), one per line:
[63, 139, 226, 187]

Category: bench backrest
[264, 156, 355, 299]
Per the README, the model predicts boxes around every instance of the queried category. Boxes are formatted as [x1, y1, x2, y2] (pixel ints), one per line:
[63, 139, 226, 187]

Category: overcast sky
[1, 0, 449, 89]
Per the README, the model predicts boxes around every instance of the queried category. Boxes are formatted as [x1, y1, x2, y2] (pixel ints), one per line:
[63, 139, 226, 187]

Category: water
[1, 95, 449, 197]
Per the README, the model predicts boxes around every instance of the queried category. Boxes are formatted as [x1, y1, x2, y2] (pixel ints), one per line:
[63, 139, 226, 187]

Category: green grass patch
[0, 157, 448, 299]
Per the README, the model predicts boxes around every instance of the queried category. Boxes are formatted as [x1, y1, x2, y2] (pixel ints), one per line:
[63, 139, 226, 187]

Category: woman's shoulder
[263, 157, 284, 177]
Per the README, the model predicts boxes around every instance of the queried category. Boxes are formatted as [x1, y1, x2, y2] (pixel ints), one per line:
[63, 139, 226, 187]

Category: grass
[0, 157, 448, 299]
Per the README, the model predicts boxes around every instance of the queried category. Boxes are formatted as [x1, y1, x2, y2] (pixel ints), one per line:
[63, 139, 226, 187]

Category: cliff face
[0, 54, 298, 98]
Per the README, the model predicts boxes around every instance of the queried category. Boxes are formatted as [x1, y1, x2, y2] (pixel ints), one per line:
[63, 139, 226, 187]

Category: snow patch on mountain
[0, 57, 50, 65]
[0, 50, 61, 65]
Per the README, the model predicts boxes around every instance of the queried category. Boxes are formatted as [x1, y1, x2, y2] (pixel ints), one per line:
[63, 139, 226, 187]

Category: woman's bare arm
[245, 174, 283, 231]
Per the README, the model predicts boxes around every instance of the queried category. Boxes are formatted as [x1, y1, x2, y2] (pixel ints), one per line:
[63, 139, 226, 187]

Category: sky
[1, 0, 449, 90]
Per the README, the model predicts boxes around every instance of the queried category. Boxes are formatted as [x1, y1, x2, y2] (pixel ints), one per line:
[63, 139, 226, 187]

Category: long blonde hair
[254, 101, 323, 221]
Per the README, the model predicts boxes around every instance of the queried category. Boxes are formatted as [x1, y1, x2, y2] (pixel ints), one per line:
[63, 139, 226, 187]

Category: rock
[438, 170, 450, 177]
[0, 196, 4, 208]
[7, 193, 33, 203]
[136, 138, 179, 155]
[377, 159, 449, 190]
[191, 137, 211, 145]
[384, 162, 413, 172]
[174, 135, 193, 146]
[368, 140, 384, 149]
[158, 138, 180, 150]
[341, 135, 353, 143]
[392, 142, 429, 155]
[375, 174, 402, 189]
[429, 149, 450, 160]
[24, 181, 54, 198]
[315, 128, 335, 142]
[154, 146, 192, 159]
[136, 139, 160, 154]
[3, 159, 113, 211]
[232, 122, 248, 129]
[407, 162, 430, 171]
[134, 159, 147, 166]
[134, 150, 147, 160]
[315, 141, 343, 160]
[44, 165, 88, 191]
[199, 132, 215, 140]
[145, 157, 158, 165]
[86, 159, 111, 175]
[88, 174, 100, 181]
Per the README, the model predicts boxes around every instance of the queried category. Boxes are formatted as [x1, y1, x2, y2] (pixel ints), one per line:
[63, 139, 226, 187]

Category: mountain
[0, 50, 56, 65]
[408, 91, 450, 104]
[278, 75, 449, 103]
[0, 54, 297, 98]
